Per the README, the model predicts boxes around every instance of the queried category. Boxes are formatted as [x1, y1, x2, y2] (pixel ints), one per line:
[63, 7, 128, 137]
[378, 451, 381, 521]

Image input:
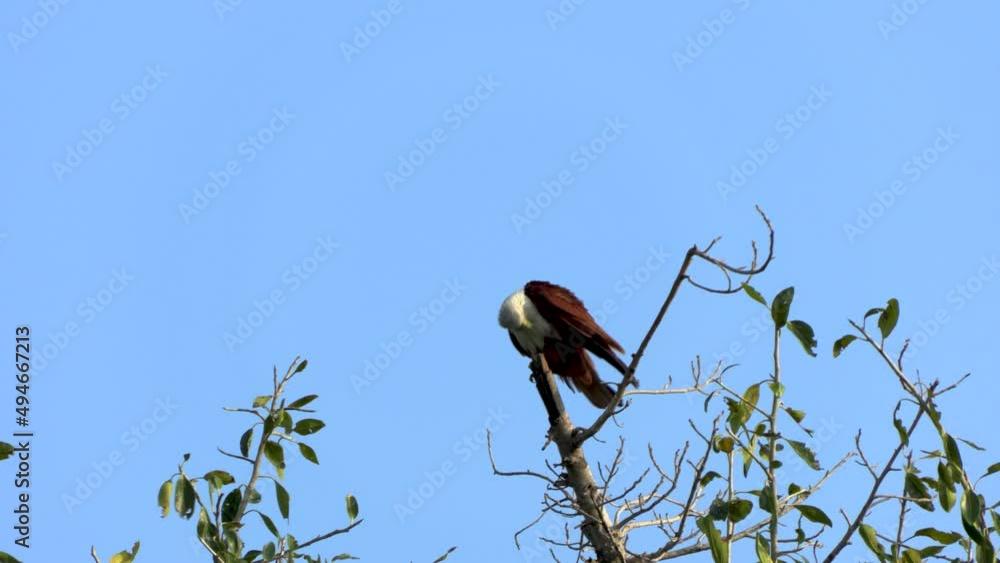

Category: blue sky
[3, 1, 999, 561]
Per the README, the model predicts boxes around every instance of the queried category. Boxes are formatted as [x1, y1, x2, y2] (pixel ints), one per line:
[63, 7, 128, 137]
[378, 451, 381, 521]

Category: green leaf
[275, 481, 290, 520]
[767, 381, 784, 398]
[264, 441, 286, 479]
[0, 552, 24, 563]
[253, 395, 272, 408]
[294, 359, 308, 373]
[278, 409, 293, 433]
[904, 471, 934, 511]
[795, 505, 833, 527]
[246, 488, 262, 504]
[900, 548, 922, 563]
[893, 417, 909, 447]
[332, 554, 361, 561]
[262, 542, 276, 560]
[771, 287, 795, 329]
[918, 545, 944, 558]
[431, 547, 457, 563]
[258, 512, 280, 538]
[742, 383, 761, 410]
[832, 335, 857, 358]
[878, 298, 900, 340]
[787, 439, 821, 470]
[174, 476, 195, 519]
[935, 462, 956, 511]
[858, 523, 884, 558]
[937, 480, 956, 512]
[729, 499, 752, 523]
[708, 498, 729, 521]
[936, 461, 953, 487]
[960, 490, 985, 545]
[108, 541, 140, 563]
[157, 480, 172, 518]
[725, 398, 745, 434]
[943, 434, 963, 468]
[203, 470, 235, 492]
[196, 507, 214, 542]
[742, 283, 768, 306]
[700, 471, 723, 487]
[958, 437, 985, 451]
[983, 462, 1000, 478]
[785, 407, 806, 424]
[715, 437, 734, 454]
[287, 394, 319, 410]
[755, 533, 773, 563]
[239, 428, 254, 458]
[346, 493, 359, 523]
[298, 442, 319, 464]
[221, 487, 241, 523]
[863, 307, 884, 320]
[758, 485, 776, 515]
[697, 515, 729, 563]
[293, 418, 326, 436]
[913, 527, 963, 544]
[787, 320, 818, 357]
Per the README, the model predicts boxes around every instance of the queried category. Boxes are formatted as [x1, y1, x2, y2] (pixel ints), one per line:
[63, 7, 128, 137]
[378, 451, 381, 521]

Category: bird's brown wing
[524, 281, 628, 376]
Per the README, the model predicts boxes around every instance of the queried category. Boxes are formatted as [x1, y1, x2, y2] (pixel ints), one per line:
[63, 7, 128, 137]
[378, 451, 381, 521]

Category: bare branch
[574, 208, 774, 445]
[489, 429, 560, 487]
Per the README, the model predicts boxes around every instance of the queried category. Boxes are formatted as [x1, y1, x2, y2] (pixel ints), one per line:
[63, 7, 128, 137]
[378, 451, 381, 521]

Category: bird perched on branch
[498, 281, 635, 408]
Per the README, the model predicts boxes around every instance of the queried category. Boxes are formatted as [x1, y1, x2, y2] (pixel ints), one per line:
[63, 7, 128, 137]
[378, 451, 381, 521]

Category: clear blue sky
[3, 1, 999, 561]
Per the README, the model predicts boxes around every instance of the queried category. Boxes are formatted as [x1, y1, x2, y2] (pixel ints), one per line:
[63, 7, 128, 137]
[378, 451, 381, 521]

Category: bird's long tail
[562, 349, 616, 409]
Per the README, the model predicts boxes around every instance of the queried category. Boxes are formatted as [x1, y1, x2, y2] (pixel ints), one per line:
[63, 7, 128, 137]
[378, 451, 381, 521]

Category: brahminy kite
[498, 281, 632, 408]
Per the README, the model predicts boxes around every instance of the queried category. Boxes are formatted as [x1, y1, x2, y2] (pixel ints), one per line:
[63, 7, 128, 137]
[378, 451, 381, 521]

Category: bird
[498, 281, 633, 408]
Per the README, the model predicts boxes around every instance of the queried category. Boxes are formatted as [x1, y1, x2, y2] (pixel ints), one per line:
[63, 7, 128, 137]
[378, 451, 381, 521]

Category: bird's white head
[498, 289, 529, 330]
